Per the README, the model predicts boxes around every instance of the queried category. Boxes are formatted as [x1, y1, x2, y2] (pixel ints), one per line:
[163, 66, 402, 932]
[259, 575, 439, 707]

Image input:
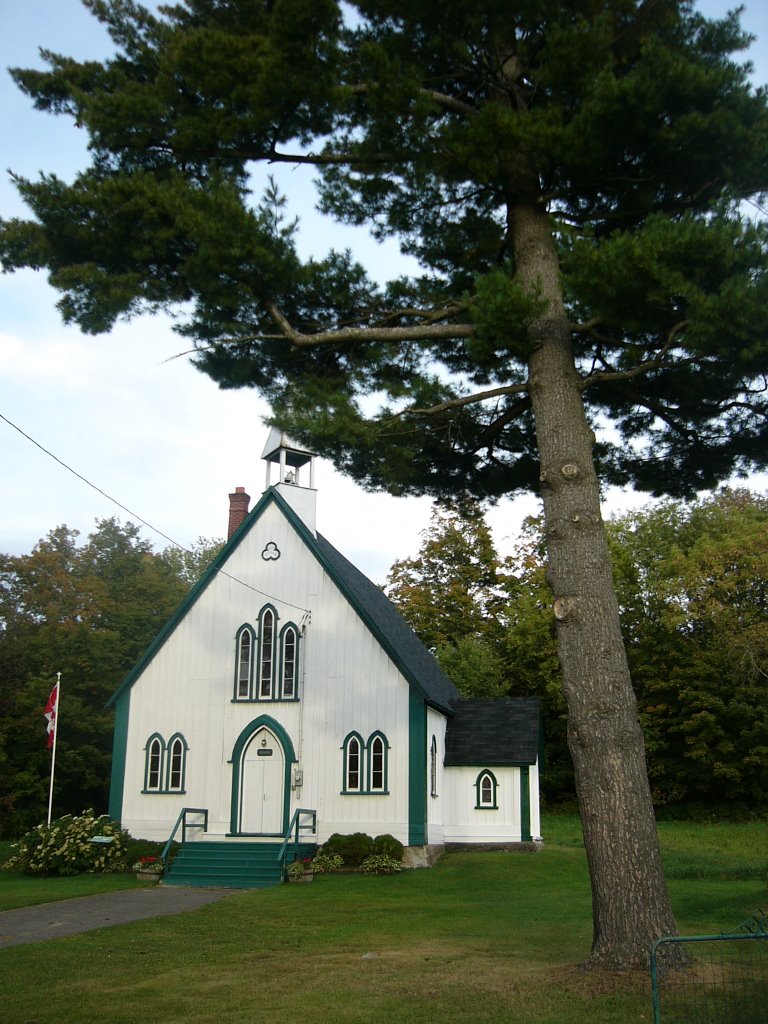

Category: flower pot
[288, 872, 314, 884]
[136, 870, 161, 882]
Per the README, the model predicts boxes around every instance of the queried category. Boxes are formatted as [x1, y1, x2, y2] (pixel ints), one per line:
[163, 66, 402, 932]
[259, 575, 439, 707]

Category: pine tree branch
[346, 82, 479, 118]
[419, 89, 479, 117]
[616, 387, 699, 439]
[473, 397, 532, 447]
[579, 358, 666, 390]
[262, 85, 477, 169]
[571, 318, 603, 334]
[164, 306, 476, 363]
[264, 301, 475, 346]
[404, 382, 529, 416]
[579, 322, 687, 391]
[379, 300, 472, 325]
[265, 144, 398, 166]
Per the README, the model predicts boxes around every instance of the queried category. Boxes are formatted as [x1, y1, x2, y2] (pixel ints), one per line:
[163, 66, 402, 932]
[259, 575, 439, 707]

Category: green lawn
[1, 816, 765, 1024]
[0, 839, 154, 911]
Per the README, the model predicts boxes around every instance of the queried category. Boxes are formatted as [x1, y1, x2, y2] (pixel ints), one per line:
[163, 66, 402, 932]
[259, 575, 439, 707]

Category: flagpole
[47, 672, 61, 827]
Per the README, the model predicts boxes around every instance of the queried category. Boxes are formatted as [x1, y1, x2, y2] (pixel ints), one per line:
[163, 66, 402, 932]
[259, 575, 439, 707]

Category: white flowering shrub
[3, 810, 131, 876]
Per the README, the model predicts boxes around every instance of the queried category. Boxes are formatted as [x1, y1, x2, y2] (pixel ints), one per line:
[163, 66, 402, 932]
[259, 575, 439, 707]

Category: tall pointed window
[430, 735, 438, 798]
[233, 609, 300, 702]
[166, 734, 188, 793]
[145, 735, 163, 792]
[235, 625, 254, 699]
[342, 733, 364, 793]
[259, 608, 275, 699]
[281, 625, 298, 699]
[367, 732, 389, 793]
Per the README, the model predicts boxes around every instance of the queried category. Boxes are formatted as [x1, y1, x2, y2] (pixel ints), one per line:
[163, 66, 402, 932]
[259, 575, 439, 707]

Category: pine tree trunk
[511, 201, 679, 969]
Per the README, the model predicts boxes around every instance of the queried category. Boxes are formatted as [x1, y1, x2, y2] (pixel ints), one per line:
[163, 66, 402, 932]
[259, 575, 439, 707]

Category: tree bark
[512, 201, 679, 969]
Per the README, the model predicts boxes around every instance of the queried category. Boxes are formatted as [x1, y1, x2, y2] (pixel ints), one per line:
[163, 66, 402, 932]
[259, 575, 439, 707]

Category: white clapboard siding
[442, 766, 523, 844]
[120, 498, 414, 843]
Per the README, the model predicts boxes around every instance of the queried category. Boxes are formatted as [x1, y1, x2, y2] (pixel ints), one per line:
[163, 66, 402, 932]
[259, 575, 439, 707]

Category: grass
[1, 815, 765, 1024]
[0, 870, 151, 912]
[0, 840, 152, 911]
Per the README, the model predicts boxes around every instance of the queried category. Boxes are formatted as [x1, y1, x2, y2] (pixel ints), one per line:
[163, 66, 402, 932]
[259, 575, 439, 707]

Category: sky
[1, 1, 767, 582]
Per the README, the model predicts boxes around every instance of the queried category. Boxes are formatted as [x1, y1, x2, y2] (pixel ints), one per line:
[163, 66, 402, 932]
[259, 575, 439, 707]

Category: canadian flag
[44, 684, 58, 749]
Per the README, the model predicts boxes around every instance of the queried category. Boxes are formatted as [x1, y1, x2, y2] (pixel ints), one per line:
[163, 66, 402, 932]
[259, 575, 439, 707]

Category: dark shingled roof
[445, 698, 540, 766]
[316, 532, 461, 715]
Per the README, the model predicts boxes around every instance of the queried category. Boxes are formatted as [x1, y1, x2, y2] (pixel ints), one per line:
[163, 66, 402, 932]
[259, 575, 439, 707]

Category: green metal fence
[651, 910, 767, 1024]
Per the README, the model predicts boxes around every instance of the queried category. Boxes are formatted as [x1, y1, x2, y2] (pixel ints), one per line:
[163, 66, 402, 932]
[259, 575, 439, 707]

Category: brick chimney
[227, 486, 250, 539]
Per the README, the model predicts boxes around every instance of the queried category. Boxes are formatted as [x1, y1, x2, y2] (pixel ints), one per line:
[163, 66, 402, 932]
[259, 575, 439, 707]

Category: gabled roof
[444, 698, 540, 766]
[315, 534, 460, 714]
[109, 487, 460, 714]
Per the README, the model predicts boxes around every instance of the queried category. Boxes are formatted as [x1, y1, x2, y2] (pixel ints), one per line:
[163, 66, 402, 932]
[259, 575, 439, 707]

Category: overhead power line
[0, 410, 311, 614]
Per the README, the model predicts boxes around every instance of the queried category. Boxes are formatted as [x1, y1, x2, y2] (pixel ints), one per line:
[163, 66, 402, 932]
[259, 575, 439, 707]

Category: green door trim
[229, 714, 296, 836]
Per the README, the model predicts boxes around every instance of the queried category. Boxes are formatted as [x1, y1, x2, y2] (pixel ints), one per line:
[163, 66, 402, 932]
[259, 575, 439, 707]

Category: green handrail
[161, 806, 208, 868]
[276, 807, 317, 868]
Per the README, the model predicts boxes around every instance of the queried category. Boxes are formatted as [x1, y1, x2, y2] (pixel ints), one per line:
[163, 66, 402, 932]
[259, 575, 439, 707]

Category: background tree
[501, 518, 571, 799]
[385, 497, 508, 697]
[434, 637, 508, 701]
[158, 536, 224, 587]
[387, 503, 569, 777]
[0, 520, 219, 837]
[390, 492, 768, 809]
[386, 499, 503, 650]
[4, 0, 768, 966]
[609, 490, 768, 810]
[496, 495, 768, 809]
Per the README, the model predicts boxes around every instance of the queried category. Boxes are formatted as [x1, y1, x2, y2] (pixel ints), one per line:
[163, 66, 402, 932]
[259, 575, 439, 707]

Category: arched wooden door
[239, 726, 285, 834]
[230, 716, 295, 836]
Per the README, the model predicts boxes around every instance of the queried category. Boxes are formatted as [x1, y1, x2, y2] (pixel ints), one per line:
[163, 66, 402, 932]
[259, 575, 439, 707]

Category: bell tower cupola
[261, 428, 317, 534]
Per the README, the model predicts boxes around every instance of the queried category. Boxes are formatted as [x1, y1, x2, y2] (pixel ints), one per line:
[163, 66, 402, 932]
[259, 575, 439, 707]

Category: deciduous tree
[0, 520, 214, 836]
[385, 498, 506, 648]
[4, 0, 768, 966]
[610, 490, 768, 809]
[385, 497, 509, 697]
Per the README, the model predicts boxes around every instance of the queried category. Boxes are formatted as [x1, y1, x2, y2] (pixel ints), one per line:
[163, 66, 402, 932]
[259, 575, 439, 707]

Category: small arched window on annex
[143, 733, 165, 793]
[234, 624, 255, 701]
[279, 622, 300, 700]
[341, 732, 365, 794]
[165, 733, 189, 793]
[475, 769, 499, 810]
[430, 735, 438, 798]
[257, 605, 278, 700]
[366, 731, 390, 794]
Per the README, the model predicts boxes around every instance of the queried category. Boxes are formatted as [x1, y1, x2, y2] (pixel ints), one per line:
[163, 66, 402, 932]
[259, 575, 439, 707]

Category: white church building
[108, 432, 541, 884]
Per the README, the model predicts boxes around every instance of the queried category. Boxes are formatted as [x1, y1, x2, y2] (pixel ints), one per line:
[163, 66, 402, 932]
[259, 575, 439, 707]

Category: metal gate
[651, 910, 767, 1024]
